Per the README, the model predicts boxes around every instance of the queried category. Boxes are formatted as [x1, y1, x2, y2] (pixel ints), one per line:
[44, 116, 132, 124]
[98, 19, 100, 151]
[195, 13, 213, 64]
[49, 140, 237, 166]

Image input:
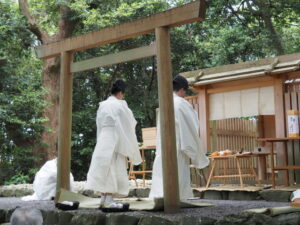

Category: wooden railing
[210, 118, 259, 153]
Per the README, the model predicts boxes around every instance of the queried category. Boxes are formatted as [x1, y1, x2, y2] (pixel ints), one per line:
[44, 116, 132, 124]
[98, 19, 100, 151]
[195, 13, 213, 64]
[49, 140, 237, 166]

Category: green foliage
[0, 1, 45, 184]
[4, 173, 30, 185]
[1, 145, 40, 184]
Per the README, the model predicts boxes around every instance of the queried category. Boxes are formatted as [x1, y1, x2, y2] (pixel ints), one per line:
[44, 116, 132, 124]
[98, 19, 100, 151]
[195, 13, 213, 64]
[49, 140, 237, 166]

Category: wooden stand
[190, 165, 207, 187]
[291, 198, 300, 207]
[258, 137, 300, 188]
[129, 128, 156, 187]
[129, 146, 155, 187]
[205, 154, 261, 188]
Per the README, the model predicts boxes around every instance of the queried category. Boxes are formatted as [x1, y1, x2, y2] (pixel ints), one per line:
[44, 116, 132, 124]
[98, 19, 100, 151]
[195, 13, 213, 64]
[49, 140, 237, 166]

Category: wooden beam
[207, 80, 274, 94]
[193, 76, 274, 94]
[273, 77, 288, 185]
[155, 27, 180, 213]
[195, 71, 266, 86]
[55, 51, 73, 201]
[286, 70, 300, 80]
[198, 88, 210, 152]
[71, 44, 156, 73]
[35, 0, 206, 59]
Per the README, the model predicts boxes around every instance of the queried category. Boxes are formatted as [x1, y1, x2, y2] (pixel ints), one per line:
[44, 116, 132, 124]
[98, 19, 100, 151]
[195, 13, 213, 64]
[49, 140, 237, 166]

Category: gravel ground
[0, 197, 289, 219]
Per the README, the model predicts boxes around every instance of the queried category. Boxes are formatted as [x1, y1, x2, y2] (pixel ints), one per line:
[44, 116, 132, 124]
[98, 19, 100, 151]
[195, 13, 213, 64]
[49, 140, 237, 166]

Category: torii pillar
[156, 27, 180, 211]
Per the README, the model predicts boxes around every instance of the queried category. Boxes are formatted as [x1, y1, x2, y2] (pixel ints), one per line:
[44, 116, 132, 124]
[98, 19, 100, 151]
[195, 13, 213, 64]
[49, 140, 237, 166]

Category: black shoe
[101, 202, 130, 212]
[55, 201, 79, 210]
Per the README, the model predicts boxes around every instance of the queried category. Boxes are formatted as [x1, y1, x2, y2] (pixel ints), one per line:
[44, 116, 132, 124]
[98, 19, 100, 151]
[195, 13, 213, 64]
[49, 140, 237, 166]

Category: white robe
[85, 96, 142, 196]
[21, 158, 75, 201]
[149, 93, 209, 200]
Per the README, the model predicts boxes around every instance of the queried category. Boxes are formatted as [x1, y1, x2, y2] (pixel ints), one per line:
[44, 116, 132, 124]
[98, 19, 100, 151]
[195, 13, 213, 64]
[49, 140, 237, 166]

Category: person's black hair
[173, 75, 189, 91]
[111, 78, 126, 95]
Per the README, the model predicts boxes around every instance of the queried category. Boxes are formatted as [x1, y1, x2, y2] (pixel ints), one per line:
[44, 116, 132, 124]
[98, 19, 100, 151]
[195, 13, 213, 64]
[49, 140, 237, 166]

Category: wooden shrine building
[181, 52, 300, 186]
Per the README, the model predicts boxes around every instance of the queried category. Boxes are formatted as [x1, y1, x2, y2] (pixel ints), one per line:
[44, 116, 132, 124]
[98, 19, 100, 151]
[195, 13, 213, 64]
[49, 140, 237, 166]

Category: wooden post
[198, 88, 210, 152]
[55, 51, 73, 200]
[274, 77, 288, 185]
[257, 116, 267, 181]
[257, 155, 267, 181]
[155, 27, 180, 213]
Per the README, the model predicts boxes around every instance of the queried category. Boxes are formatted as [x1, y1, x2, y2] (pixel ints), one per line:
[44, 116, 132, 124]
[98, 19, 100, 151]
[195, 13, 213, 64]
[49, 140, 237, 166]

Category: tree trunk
[19, 0, 77, 164]
[37, 57, 60, 162]
[254, 0, 285, 55]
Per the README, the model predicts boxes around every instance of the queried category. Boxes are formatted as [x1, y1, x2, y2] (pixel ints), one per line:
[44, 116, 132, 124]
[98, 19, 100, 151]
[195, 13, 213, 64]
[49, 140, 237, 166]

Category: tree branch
[18, 0, 49, 43]
[254, 0, 285, 55]
[244, 0, 261, 16]
[226, 3, 248, 28]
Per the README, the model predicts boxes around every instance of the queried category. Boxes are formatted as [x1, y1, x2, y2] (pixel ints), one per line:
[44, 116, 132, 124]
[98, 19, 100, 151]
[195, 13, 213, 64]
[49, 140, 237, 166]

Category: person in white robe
[149, 75, 209, 200]
[85, 78, 142, 208]
[21, 158, 75, 201]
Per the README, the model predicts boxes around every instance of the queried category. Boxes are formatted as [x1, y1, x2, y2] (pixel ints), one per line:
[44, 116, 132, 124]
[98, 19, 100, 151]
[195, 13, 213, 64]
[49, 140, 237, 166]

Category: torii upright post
[156, 27, 180, 213]
[55, 51, 73, 200]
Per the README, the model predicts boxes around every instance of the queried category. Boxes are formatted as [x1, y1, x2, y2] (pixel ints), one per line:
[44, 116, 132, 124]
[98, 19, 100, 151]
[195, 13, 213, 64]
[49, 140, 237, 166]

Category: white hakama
[149, 93, 209, 200]
[85, 96, 142, 196]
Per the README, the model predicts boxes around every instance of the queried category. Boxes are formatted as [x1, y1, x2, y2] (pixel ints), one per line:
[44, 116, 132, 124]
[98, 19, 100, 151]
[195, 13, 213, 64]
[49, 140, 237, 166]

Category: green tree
[18, 0, 78, 162]
[1, 0, 300, 182]
[0, 1, 46, 184]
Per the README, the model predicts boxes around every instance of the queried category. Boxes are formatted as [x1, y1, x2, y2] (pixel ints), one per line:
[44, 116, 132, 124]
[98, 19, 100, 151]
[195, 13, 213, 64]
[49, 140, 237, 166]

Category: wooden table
[256, 153, 270, 181]
[129, 145, 155, 187]
[205, 154, 262, 188]
[257, 137, 300, 188]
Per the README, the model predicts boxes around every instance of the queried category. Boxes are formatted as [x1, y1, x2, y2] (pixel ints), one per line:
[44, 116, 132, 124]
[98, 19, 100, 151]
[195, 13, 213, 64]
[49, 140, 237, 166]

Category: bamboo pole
[155, 27, 180, 213]
[55, 51, 73, 201]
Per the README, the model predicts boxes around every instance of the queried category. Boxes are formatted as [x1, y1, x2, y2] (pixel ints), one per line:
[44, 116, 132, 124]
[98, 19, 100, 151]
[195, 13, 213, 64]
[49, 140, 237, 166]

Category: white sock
[105, 196, 123, 208]
[107, 202, 123, 208]
[100, 196, 106, 205]
[105, 195, 113, 203]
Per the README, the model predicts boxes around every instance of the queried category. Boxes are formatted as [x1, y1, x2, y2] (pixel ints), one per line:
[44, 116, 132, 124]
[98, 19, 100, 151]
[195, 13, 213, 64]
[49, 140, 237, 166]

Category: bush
[4, 173, 30, 185]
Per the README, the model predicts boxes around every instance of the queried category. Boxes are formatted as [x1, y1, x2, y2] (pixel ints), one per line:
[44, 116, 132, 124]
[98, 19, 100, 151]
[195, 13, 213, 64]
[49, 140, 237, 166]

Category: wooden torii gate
[35, 0, 206, 213]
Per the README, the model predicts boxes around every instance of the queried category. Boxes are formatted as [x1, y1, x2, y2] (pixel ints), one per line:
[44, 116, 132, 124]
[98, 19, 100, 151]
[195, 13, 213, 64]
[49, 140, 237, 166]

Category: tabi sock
[104, 195, 123, 208]
[105, 195, 113, 203]
[100, 196, 106, 205]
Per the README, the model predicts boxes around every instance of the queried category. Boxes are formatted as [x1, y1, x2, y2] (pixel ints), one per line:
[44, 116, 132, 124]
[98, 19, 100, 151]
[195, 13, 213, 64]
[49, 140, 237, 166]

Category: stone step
[1, 208, 300, 225]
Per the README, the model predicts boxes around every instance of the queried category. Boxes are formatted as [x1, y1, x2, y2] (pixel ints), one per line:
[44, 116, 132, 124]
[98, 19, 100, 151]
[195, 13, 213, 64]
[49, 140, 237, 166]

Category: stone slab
[259, 190, 292, 202]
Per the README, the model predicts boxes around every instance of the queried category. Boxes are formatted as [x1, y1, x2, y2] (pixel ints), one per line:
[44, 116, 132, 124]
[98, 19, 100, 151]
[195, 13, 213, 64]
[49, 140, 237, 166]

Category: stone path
[1, 182, 299, 224]
[0, 197, 289, 219]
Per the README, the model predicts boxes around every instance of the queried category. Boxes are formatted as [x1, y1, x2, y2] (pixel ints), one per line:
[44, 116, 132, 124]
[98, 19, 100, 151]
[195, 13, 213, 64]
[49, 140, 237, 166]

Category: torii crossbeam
[35, 0, 206, 213]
